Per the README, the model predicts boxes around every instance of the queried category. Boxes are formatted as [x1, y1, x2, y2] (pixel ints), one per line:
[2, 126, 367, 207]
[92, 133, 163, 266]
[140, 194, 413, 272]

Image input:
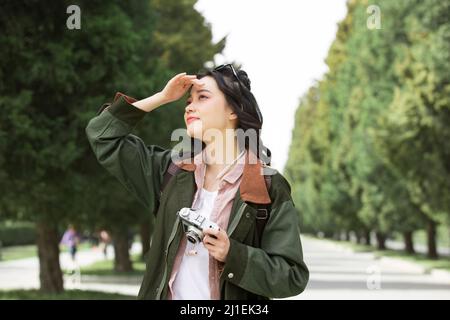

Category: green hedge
[0, 222, 36, 247]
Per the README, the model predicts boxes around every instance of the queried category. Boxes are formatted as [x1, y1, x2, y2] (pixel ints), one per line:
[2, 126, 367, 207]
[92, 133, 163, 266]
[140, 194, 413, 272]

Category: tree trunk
[403, 231, 415, 254]
[140, 223, 150, 261]
[363, 231, 372, 246]
[364, 231, 371, 246]
[36, 222, 63, 293]
[355, 232, 362, 244]
[375, 232, 386, 250]
[426, 220, 438, 259]
[345, 231, 351, 242]
[112, 231, 133, 272]
[323, 231, 333, 239]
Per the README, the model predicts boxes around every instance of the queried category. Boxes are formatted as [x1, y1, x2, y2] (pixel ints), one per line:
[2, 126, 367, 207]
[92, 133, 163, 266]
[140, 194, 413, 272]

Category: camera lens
[187, 233, 198, 244]
[186, 226, 202, 244]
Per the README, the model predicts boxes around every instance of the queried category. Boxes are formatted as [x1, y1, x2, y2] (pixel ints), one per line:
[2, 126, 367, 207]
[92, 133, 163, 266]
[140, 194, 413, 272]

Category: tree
[374, 0, 450, 258]
[0, 0, 224, 292]
[286, 0, 449, 257]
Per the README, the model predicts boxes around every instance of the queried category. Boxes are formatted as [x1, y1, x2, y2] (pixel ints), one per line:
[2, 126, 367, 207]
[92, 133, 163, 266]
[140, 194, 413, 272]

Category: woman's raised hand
[131, 72, 204, 112]
[160, 72, 204, 104]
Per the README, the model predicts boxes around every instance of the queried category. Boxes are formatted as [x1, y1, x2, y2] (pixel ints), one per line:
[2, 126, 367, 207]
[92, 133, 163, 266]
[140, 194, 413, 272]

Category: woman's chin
[186, 122, 203, 140]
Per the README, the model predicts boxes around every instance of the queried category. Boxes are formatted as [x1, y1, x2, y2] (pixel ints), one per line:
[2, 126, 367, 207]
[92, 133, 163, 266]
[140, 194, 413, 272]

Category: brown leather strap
[160, 161, 181, 196]
[255, 175, 272, 247]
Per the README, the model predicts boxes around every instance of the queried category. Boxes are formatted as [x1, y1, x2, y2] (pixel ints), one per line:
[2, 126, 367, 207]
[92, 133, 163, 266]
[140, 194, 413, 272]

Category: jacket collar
[175, 148, 271, 205]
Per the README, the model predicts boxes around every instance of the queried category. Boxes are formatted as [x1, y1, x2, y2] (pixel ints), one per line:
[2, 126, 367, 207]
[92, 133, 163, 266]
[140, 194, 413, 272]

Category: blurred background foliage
[285, 0, 450, 258]
[0, 0, 224, 292]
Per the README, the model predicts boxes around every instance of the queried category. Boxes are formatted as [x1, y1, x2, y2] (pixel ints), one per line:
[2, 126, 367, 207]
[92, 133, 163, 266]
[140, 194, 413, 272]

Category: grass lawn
[0, 245, 37, 261]
[79, 254, 145, 277]
[0, 289, 134, 300]
[0, 243, 94, 262]
[307, 235, 450, 272]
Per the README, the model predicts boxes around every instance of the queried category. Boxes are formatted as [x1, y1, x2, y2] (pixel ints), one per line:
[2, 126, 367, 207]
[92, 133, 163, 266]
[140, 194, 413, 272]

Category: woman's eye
[186, 96, 207, 105]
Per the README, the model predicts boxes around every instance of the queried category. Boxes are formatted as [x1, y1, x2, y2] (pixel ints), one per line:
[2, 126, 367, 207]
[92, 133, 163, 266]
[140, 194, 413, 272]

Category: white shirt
[172, 187, 218, 300]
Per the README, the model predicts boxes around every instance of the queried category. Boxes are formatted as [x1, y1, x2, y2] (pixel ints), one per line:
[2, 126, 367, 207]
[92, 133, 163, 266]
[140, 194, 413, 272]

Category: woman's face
[184, 76, 238, 142]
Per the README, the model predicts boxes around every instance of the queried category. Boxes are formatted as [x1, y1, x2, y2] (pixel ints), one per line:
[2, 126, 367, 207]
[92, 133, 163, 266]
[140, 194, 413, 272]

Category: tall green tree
[373, 0, 450, 258]
[0, 0, 224, 292]
[286, 0, 449, 256]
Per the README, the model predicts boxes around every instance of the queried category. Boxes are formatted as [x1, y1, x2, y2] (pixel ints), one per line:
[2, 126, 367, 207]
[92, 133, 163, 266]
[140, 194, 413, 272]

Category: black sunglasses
[213, 64, 242, 85]
[213, 64, 263, 123]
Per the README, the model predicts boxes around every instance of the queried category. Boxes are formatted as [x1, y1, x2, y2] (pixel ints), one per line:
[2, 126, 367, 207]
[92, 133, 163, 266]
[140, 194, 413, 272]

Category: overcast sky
[195, 0, 348, 172]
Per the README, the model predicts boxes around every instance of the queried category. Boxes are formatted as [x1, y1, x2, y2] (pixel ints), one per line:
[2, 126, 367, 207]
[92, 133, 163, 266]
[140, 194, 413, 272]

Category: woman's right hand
[132, 72, 204, 112]
[160, 72, 204, 104]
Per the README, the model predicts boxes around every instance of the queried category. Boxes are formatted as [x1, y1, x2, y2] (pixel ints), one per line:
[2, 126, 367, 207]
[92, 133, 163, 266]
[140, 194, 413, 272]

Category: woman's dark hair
[190, 65, 272, 165]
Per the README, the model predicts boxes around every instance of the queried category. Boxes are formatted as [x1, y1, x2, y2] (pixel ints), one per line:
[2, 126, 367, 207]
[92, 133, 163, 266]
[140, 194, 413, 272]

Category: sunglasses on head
[213, 64, 263, 123]
[213, 63, 239, 77]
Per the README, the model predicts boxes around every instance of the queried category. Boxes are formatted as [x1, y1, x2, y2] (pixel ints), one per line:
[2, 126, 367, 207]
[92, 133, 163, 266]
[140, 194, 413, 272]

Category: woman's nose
[185, 102, 195, 113]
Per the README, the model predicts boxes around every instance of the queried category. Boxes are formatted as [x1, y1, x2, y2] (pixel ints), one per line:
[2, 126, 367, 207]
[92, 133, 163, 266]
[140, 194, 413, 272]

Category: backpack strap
[152, 161, 182, 216]
[160, 161, 182, 196]
[254, 175, 272, 247]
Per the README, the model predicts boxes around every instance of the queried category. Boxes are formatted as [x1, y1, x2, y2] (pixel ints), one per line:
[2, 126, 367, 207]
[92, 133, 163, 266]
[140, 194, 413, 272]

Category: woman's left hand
[203, 228, 230, 262]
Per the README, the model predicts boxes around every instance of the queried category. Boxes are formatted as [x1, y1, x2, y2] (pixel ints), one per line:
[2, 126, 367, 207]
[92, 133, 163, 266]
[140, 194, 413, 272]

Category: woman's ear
[229, 112, 238, 121]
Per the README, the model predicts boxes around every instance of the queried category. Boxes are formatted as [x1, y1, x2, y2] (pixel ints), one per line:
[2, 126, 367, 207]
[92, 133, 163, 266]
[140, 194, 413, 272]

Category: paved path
[1, 238, 449, 299]
[289, 236, 450, 300]
[0, 244, 141, 296]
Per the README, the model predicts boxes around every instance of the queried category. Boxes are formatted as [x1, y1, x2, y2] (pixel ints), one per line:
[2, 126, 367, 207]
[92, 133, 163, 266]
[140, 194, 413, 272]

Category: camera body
[177, 207, 220, 244]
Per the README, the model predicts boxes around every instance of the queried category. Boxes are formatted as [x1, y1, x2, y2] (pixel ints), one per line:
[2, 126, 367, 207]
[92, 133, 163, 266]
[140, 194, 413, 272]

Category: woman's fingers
[203, 228, 229, 262]
[204, 227, 219, 236]
[178, 74, 195, 81]
[173, 73, 192, 85]
[182, 78, 201, 87]
[181, 78, 205, 89]
[173, 72, 187, 83]
[203, 234, 215, 246]
[186, 79, 205, 88]
[169, 73, 205, 95]
[193, 79, 205, 86]
[177, 75, 192, 85]
[203, 228, 226, 246]
[203, 242, 216, 253]
[173, 73, 204, 87]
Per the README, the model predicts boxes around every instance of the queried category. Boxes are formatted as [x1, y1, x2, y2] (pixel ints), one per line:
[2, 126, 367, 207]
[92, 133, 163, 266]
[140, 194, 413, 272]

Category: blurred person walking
[60, 225, 80, 262]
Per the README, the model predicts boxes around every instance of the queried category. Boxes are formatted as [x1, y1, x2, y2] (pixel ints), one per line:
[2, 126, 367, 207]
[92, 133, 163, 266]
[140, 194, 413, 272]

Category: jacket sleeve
[221, 198, 310, 298]
[85, 93, 173, 213]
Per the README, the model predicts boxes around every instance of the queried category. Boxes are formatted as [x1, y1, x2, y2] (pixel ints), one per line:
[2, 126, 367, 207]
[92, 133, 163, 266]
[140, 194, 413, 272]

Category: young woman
[86, 64, 309, 300]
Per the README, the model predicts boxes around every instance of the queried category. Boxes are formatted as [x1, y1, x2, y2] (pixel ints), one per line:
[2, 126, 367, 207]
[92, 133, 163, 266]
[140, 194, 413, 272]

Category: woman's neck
[203, 136, 242, 176]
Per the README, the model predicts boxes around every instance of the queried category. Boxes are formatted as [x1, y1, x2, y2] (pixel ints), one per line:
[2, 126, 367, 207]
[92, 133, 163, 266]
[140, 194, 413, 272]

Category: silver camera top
[177, 207, 219, 244]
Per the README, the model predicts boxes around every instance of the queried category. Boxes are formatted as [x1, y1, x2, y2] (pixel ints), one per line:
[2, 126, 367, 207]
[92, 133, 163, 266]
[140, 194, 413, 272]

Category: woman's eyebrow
[187, 89, 212, 99]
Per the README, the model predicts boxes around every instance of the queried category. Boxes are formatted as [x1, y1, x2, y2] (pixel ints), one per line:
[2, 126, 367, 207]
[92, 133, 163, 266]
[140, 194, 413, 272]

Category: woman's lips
[186, 117, 200, 124]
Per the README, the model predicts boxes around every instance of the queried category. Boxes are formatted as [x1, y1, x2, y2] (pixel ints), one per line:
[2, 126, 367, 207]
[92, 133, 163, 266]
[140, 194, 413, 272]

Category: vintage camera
[177, 207, 220, 244]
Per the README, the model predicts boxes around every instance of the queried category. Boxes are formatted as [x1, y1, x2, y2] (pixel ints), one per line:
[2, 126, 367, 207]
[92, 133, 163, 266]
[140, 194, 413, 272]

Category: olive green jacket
[85, 94, 309, 300]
